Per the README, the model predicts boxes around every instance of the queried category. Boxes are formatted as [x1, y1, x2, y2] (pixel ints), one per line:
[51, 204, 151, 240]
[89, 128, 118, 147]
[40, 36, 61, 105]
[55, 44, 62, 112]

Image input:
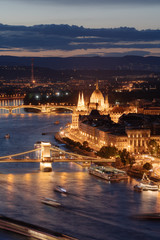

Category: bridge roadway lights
[40, 142, 52, 172]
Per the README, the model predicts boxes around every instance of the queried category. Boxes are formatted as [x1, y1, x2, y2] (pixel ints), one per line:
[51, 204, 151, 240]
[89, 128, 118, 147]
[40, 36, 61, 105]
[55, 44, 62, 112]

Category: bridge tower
[40, 142, 52, 172]
[41, 105, 47, 113]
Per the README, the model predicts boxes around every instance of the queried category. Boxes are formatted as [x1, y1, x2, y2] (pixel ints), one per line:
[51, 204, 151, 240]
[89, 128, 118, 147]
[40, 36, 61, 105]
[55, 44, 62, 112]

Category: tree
[143, 162, 152, 171]
[147, 139, 159, 156]
[75, 141, 81, 147]
[119, 149, 135, 167]
[96, 146, 118, 158]
[83, 141, 89, 149]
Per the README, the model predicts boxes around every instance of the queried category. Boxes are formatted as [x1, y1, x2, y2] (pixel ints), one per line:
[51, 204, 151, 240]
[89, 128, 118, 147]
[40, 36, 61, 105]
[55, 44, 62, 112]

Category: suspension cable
[0, 148, 41, 160]
[50, 147, 99, 160]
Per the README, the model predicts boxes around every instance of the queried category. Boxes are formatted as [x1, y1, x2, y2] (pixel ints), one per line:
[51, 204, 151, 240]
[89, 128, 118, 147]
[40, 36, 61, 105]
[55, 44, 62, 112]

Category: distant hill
[0, 55, 160, 71]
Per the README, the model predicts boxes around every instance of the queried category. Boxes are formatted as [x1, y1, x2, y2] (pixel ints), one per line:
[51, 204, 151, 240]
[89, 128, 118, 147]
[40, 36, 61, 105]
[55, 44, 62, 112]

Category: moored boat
[134, 173, 159, 192]
[89, 166, 128, 181]
[134, 182, 159, 191]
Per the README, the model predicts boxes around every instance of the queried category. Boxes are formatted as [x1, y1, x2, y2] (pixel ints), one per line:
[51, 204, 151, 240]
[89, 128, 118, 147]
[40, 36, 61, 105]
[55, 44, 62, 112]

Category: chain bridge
[0, 142, 115, 172]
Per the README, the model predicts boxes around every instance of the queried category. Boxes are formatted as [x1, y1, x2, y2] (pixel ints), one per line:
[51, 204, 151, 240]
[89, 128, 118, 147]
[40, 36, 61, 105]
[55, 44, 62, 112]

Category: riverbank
[54, 132, 96, 158]
[55, 129, 160, 181]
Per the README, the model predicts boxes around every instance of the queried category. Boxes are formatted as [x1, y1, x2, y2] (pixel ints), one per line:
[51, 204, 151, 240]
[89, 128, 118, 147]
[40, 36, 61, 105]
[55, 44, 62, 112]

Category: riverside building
[70, 81, 160, 153]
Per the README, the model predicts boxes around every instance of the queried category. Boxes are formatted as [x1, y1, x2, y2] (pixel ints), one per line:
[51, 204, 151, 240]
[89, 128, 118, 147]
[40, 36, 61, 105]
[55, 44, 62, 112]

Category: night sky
[0, 0, 160, 57]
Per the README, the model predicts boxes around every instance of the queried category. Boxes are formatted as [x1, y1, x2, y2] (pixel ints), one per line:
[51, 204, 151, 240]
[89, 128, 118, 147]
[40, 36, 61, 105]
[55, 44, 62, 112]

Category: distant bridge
[0, 103, 76, 114]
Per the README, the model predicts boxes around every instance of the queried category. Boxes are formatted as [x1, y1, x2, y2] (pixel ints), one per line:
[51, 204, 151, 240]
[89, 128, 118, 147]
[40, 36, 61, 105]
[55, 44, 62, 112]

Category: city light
[55, 92, 60, 96]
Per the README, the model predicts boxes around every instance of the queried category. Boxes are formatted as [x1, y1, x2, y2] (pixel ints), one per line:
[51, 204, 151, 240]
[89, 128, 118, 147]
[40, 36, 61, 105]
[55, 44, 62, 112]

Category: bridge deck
[0, 158, 115, 163]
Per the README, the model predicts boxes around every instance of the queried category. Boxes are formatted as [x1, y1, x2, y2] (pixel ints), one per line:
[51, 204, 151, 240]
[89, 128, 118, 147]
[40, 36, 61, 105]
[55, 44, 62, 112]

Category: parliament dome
[90, 89, 104, 103]
[90, 82, 104, 104]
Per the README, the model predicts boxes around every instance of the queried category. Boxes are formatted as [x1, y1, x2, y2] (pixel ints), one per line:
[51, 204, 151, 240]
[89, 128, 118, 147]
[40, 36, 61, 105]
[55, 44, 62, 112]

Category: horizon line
[0, 23, 160, 31]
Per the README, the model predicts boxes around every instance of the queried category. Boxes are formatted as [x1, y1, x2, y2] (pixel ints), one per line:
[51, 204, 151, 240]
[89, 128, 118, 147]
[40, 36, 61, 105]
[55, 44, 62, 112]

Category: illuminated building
[71, 109, 160, 153]
[76, 92, 86, 111]
[74, 80, 137, 125]
[89, 80, 109, 112]
[79, 112, 158, 153]
[70, 80, 160, 153]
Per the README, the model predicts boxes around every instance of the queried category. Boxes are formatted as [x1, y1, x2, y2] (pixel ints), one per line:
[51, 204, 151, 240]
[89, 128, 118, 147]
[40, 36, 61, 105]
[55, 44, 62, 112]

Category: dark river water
[0, 113, 160, 240]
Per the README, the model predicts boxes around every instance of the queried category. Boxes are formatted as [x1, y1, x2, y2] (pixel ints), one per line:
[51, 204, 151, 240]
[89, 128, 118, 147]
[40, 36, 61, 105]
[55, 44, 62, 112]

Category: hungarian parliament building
[71, 81, 160, 154]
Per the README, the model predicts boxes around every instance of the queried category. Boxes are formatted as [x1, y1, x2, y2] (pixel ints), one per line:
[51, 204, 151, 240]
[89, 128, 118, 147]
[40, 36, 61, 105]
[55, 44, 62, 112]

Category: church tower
[104, 94, 109, 113]
[96, 79, 99, 91]
[76, 92, 86, 111]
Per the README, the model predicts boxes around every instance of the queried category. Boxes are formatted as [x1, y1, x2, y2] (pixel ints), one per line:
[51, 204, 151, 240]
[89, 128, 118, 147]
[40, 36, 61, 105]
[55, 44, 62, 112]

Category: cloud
[102, 50, 151, 57]
[0, 24, 160, 57]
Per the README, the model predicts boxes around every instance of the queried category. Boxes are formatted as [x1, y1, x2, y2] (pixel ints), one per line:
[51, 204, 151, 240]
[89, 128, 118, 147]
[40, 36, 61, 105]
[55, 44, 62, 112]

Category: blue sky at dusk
[0, 0, 160, 57]
[1, 0, 160, 29]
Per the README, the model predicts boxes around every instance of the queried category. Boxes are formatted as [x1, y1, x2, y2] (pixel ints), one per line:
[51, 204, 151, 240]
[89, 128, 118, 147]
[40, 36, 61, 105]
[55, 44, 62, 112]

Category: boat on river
[134, 173, 159, 192]
[54, 121, 60, 125]
[0, 215, 77, 239]
[133, 212, 160, 220]
[89, 166, 128, 182]
[4, 134, 10, 139]
[54, 186, 67, 194]
[41, 197, 61, 207]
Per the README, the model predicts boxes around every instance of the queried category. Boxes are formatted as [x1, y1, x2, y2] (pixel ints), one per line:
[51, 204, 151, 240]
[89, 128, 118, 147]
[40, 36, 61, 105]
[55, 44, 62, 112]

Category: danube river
[0, 113, 160, 240]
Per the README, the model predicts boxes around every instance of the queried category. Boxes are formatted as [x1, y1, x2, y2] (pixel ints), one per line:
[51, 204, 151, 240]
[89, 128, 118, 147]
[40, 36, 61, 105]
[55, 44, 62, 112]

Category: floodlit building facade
[71, 81, 160, 153]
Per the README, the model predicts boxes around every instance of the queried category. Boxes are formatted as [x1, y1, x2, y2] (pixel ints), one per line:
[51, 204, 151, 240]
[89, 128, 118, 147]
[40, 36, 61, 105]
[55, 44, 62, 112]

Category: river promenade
[56, 126, 101, 152]
[55, 127, 160, 182]
[54, 131, 96, 158]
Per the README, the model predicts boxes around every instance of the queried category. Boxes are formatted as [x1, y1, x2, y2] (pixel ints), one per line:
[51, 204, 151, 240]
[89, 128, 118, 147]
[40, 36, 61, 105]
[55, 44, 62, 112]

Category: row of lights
[35, 92, 69, 99]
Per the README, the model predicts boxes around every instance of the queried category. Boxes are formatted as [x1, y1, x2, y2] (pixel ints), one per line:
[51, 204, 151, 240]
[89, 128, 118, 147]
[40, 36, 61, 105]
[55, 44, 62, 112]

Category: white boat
[89, 166, 128, 181]
[134, 173, 159, 191]
[54, 186, 67, 194]
[134, 182, 159, 191]
[34, 141, 41, 149]
[41, 198, 61, 207]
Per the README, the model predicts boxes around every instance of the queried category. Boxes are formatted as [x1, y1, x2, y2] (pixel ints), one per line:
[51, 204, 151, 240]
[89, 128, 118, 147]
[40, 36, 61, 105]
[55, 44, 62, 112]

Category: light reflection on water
[0, 114, 160, 239]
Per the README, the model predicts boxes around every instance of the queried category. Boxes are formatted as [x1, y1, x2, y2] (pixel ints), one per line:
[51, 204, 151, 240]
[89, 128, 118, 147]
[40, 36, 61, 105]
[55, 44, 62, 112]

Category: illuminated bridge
[0, 142, 115, 171]
[0, 103, 76, 114]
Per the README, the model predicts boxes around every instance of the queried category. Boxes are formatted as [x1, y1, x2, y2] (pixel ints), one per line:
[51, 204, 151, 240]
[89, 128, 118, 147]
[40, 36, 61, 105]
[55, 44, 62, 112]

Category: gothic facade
[70, 81, 160, 153]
